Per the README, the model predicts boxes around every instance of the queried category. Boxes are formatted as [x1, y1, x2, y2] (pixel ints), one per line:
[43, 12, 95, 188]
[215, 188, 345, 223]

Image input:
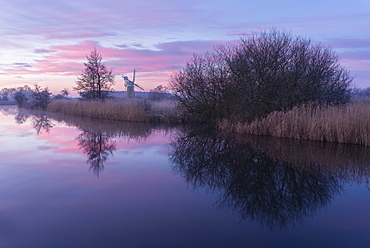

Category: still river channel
[0, 105, 370, 248]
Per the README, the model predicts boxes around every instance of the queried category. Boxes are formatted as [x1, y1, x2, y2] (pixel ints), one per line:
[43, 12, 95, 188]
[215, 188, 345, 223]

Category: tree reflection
[170, 127, 370, 230]
[15, 111, 29, 124]
[15, 109, 54, 134]
[12, 109, 166, 176]
[68, 117, 155, 176]
[77, 130, 116, 176]
[31, 113, 54, 135]
[59, 115, 156, 176]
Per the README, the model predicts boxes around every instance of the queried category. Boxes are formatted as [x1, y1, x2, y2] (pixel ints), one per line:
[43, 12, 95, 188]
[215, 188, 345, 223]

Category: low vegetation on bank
[167, 29, 369, 146]
[47, 99, 182, 123]
[218, 101, 370, 146]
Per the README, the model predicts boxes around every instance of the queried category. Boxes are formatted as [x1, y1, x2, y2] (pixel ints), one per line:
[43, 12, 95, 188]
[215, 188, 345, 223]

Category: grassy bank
[47, 98, 370, 146]
[218, 102, 370, 146]
[47, 99, 182, 123]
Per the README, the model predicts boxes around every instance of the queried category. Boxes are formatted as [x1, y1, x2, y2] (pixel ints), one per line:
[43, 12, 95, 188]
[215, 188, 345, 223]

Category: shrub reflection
[170, 127, 370, 230]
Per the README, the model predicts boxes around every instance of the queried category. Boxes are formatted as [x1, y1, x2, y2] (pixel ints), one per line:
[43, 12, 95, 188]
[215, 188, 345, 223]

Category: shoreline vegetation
[47, 99, 183, 124]
[4, 30, 368, 146]
[44, 98, 370, 146]
[218, 100, 370, 146]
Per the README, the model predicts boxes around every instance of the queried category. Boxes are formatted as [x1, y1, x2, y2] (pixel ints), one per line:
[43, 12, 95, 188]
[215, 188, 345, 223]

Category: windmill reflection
[170, 127, 370, 230]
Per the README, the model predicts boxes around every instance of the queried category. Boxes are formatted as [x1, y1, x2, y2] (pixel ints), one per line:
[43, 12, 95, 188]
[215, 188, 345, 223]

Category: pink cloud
[3, 39, 219, 87]
[3, 33, 370, 91]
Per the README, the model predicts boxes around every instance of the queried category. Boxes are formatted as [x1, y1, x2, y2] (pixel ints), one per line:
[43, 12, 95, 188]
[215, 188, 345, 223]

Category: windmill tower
[122, 69, 144, 98]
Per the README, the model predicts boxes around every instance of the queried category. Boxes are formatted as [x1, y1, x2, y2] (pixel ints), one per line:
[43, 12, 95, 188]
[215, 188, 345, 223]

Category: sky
[0, 0, 370, 95]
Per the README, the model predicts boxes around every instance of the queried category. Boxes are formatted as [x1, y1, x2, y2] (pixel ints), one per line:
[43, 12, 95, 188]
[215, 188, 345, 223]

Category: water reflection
[15, 110, 54, 135]
[15, 110, 29, 124]
[32, 113, 54, 135]
[13, 108, 164, 176]
[50, 114, 156, 176]
[77, 130, 116, 176]
[170, 127, 370, 230]
[0, 105, 18, 116]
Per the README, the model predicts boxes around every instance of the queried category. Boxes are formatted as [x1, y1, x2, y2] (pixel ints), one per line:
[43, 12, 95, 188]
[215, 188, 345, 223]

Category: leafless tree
[74, 48, 115, 101]
[30, 84, 52, 109]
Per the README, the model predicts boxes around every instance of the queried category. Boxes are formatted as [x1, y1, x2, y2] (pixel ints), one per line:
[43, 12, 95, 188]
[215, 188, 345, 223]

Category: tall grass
[47, 99, 181, 123]
[218, 102, 370, 146]
[147, 99, 181, 123]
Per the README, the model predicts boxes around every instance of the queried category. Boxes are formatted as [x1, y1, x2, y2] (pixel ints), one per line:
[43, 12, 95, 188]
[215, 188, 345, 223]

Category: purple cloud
[13, 63, 32, 69]
[114, 44, 129, 48]
[327, 37, 370, 49]
[35, 49, 53, 54]
[46, 32, 117, 40]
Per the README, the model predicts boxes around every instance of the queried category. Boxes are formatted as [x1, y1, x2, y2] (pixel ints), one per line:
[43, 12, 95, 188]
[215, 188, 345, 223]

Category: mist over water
[1, 106, 370, 248]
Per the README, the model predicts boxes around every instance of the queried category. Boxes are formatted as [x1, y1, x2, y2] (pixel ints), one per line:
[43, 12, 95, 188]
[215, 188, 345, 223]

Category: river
[0, 106, 369, 248]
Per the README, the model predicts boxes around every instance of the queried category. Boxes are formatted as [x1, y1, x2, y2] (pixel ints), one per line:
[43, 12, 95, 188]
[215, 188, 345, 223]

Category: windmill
[122, 69, 144, 98]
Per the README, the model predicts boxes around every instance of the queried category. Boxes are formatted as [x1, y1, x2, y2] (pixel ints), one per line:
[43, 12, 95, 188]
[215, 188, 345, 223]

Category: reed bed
[147, 99, 181, 123]
[218, 102, 370, 146]
[47, 99, 181, 123]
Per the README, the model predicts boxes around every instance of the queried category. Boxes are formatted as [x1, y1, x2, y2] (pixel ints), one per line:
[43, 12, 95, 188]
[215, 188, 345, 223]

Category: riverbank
[218, 101, 370, 146]
[46, 98, 370, 146]
[47, 99, 183, 123]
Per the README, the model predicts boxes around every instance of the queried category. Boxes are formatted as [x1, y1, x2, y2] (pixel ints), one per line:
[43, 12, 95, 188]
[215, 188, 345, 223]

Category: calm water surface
[0, 106, 370, 248]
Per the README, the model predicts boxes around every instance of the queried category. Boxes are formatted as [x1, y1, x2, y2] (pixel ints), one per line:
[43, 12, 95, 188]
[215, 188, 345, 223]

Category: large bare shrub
[170, 52, 231, 123]
[170, 29, 353, 123]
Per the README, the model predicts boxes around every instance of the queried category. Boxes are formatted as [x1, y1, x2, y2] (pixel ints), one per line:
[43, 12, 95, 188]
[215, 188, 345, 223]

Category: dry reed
[47, 99, 181, 123]
[218, 102, 370, 146]
[147, 99, 181, 122]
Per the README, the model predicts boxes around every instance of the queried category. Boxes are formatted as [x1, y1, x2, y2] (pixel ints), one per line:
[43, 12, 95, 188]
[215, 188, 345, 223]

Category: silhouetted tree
[170, 29, 353, 123]
[74, 48, 115, 101]
[14, 91, 29, 107]
[29, 84, 52, 109]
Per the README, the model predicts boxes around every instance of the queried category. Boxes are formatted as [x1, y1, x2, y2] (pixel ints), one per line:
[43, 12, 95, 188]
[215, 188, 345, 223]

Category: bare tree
[170, 29, 353, 123]
[14, 91, 28, 107]
[29, 84, 52, 110]
[74, 48, 115, 101]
